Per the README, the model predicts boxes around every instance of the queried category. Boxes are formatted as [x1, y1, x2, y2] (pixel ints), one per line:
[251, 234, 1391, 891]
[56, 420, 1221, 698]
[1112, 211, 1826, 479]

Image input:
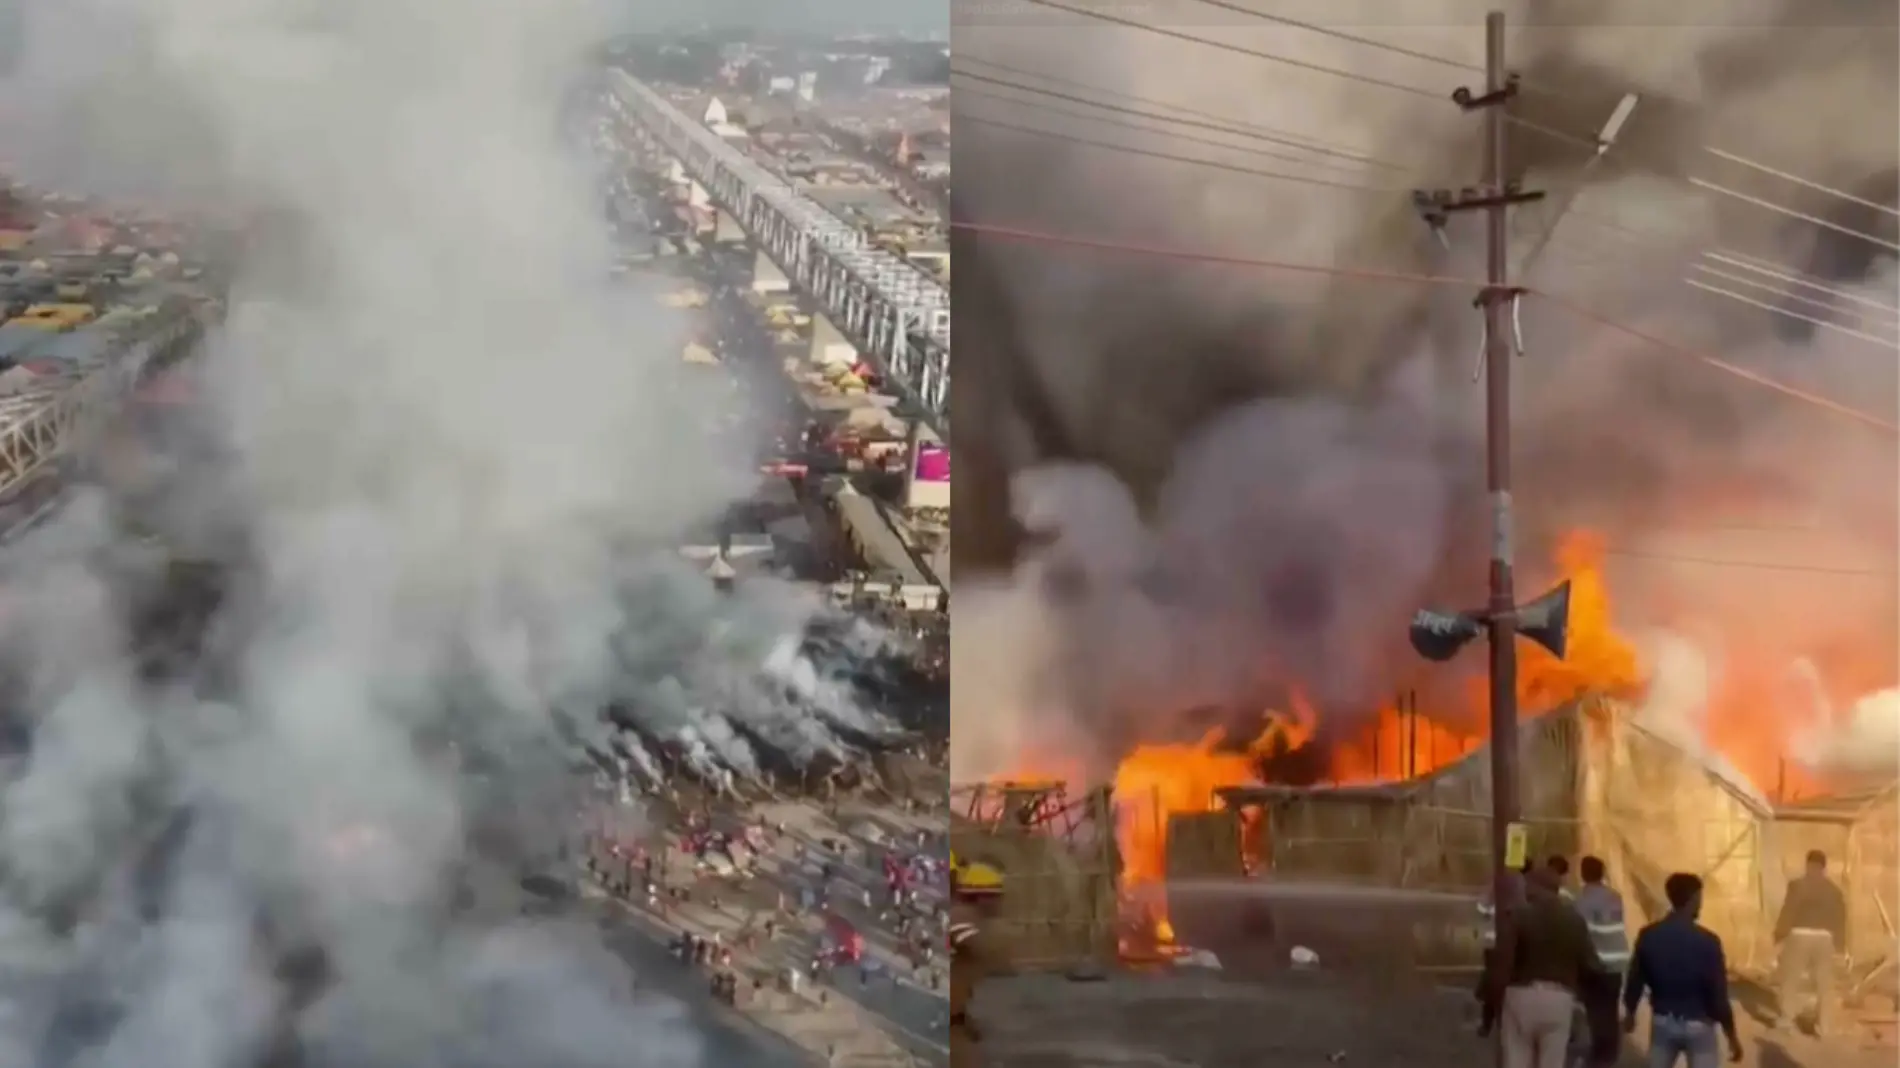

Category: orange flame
[997, 528, 1892, 948]
[1003, 531, 1654, 945]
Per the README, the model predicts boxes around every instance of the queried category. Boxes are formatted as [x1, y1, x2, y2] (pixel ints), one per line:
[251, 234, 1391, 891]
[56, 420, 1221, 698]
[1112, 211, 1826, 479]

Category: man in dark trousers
[1476, 863, 1530, 1037]
[1491, 866, 1603, 1068]
[1623, 872, 1742, 1066]
[1770, 849, 1848, 1036]
[1573, 856, 1630, 1067]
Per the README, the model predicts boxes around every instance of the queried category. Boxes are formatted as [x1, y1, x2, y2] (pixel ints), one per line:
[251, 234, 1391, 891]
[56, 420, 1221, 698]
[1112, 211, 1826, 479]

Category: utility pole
[1410, 12, 1544, 912]
[1476, 10, 1524, 908]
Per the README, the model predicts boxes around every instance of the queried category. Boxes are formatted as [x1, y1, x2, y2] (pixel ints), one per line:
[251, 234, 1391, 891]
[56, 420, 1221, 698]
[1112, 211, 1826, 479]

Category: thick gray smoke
[950, 0, 1897, 782]
[0, 0, 906, 1064]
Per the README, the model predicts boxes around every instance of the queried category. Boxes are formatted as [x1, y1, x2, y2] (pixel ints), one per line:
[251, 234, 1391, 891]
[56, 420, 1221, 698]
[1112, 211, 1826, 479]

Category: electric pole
[1411, 12, 1544, 906]
[1477, 10, 1524, 907]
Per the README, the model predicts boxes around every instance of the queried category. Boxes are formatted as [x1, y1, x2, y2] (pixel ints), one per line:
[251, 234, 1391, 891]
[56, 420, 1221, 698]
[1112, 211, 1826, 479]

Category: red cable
[950, 221, 1900, 435]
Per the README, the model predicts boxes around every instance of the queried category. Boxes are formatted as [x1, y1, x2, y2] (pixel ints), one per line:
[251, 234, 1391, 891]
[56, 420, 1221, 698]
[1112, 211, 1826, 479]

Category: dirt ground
[971, 970, 1897, 1068]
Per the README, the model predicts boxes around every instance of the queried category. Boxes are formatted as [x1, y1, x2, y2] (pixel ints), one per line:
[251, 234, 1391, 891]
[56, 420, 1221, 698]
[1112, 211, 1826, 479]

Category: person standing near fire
[1489, 865, 1605, 1068]
[1770, 849, 1848, 1036]
[950, 852, 1008, 1068]
[1622, 872, 1742, 1066]
[1573, 856, 1630, 1067]
[1477, 862, 1531, 1036]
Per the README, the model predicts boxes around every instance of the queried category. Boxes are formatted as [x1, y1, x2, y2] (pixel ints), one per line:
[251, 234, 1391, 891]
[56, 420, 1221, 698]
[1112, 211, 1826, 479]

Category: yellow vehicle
[9, 303, 96, 331]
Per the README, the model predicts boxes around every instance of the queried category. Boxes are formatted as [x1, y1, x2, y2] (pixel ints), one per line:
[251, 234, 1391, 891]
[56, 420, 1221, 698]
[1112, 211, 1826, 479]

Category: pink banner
[913, 444, 949, 483]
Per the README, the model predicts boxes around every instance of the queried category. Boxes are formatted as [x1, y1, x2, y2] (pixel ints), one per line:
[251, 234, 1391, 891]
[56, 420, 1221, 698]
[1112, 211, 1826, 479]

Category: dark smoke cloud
[949, 0, 1898, 781]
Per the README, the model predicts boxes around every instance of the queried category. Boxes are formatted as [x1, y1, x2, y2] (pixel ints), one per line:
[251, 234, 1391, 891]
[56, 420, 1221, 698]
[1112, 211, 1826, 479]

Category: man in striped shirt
[1574, 856, 1630, 1066]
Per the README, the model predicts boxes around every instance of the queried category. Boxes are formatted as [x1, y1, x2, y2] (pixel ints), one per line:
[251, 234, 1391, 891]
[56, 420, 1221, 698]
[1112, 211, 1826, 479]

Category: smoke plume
[0, 0, 905, 1063]
[950, 0, 1897, 783]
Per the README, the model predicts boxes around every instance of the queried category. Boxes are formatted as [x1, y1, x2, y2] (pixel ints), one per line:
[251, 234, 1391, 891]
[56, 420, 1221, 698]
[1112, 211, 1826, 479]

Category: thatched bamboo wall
[1771, 782, 1899, 997]
[1173, 700, 1784, 972]
[1576, 710, 1774, 972]
[950, 785, 1119, 971]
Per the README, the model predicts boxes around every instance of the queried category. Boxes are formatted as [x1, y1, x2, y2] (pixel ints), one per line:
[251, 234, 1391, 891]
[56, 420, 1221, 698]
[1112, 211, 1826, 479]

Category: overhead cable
[955, 86, 1390, 174]
[957, 116, 1406, 194]
[950, 68, 1409, 171]
[949, 221, 1900, 434]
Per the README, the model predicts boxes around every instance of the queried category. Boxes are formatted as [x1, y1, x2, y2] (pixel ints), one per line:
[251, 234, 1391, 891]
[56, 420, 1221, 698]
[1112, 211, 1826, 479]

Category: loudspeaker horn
[1515, 579, 1571, 660]
[1407, 579, 1572, 663]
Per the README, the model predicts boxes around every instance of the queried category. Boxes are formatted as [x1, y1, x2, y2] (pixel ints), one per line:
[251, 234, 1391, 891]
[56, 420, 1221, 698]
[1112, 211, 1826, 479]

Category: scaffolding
[950, 781, 1119, 971]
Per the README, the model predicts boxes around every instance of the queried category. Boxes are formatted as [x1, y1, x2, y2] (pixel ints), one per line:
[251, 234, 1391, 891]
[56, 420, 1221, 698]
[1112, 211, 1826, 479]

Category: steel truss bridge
[607, 70, 951, 438]
[0, 305, 206, 502]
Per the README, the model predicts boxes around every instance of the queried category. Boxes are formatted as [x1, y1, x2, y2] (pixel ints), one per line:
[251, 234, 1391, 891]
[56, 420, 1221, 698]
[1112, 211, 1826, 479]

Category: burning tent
[1166, 698, 1782, 976]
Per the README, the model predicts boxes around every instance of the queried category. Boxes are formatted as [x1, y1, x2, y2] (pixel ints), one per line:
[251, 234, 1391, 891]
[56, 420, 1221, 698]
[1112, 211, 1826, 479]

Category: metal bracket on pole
[1451, 73, 1521, 111]
[1412, 184, 1546, 247]
[1468, 284, 1528, 380]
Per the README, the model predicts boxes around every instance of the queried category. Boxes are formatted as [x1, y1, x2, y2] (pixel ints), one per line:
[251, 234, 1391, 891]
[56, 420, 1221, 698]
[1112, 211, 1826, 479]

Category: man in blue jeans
[1623, 872, 1743, 1067]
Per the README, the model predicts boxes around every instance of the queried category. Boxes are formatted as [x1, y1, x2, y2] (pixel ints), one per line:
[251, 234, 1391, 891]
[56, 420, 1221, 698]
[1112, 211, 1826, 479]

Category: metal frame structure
[607, 70, 951, 437]
[0, 307, 204, 501]
[952, 780, 1099, 840]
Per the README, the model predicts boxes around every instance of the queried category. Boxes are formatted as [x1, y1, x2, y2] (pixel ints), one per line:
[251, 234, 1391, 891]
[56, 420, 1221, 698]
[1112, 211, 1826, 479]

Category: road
[973, 970, 1895, 1068]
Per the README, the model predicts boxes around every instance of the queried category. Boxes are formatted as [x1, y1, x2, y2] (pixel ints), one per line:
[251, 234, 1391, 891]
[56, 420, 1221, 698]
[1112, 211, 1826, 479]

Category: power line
[1007, 0, 1448, 101]
[958, 52, 1899, 269]
[951, 220, 1487, 288]
[953, 56, 1415, 172]
[950, 67, 1410, 172]
[1532, 291, 1898, 432]
[962, 93, 1899, 356]
[1701, 250, 1900, 316]
[956, 89, 1889, 350]
[1005, 0, 1896, 249]
[955, 44, 1900, 382]
[1705, 148, 1900, 220]
[1684, 277, 1899, 350]
[1167, 0, 1643, 116]
[957, 86, 1388, 175]
[950, 220, 1900, 435]
[957, 116, 1406, 195]
[1689, 262, 1896, 329]
[1173, 0, 1484, 75]
[1688, 177, 1900, 255]
[1602, 547, 1893, 577]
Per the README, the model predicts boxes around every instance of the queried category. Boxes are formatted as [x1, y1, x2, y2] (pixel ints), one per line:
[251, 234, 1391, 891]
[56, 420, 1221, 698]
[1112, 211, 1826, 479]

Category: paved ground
[586, 793, 949, 1068]
[972, 969, 1895, 1068]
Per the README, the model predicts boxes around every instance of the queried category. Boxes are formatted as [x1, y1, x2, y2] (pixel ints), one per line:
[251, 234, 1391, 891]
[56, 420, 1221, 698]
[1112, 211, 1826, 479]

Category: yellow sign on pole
[1503, 821, 1529, 870]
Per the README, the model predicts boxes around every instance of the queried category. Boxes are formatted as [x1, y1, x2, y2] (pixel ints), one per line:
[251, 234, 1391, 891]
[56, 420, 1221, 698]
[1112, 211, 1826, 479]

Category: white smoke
[1787, 658, 1900, 776]
[1630, 628, 1715, 748]
[1630, 636, 1900, 784]
[0, 0, 908, 1063]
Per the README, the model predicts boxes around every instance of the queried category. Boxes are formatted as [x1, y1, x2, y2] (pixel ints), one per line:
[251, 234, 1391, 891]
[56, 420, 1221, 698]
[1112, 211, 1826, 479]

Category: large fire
[998, 531, 1884, 945]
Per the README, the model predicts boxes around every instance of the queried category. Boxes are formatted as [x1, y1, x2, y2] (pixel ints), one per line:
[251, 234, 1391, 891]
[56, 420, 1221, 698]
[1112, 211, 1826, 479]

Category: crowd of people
[1476, 850, 1849, 1068]
[583, 783, 955, 1023]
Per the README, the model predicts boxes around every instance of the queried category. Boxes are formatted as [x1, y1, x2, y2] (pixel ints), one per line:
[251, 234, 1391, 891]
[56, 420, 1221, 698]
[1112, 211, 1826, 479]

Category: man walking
[1574, 856, 1629, 1066]
[1771, 849, 1848, 1036]
[1623, 872, 1742, 1067]
[1491, 866, 1603, 1068]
